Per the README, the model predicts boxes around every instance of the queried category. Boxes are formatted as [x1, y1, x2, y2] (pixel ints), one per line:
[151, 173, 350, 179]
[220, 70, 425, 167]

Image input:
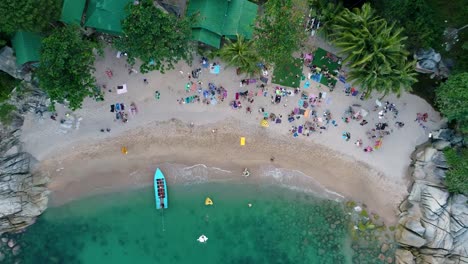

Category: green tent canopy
[11, 31, 43, 66]
[187, 0, 258, 48]
[60, 0, 86, 24]
[84, 0, 133, 35]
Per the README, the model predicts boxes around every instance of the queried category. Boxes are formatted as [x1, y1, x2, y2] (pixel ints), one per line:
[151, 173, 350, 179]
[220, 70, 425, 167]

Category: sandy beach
[21, 44, 442, 225]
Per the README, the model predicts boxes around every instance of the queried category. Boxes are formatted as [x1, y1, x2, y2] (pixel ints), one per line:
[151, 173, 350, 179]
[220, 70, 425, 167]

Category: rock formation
[414, 49, 450, 79]
[396, 129, 467, 264]
[0, 82, 50, 235]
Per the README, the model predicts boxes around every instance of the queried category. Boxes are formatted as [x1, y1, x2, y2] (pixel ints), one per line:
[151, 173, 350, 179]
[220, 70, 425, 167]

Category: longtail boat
[154, 168, 168, 209]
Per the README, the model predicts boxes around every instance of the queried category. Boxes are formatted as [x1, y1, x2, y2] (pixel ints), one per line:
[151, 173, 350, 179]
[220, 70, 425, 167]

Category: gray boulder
[395, 227, 427, 247]
[0, 84, 50, 235]
[431, 129, 454, 141]
[395, 249, 415, 264]
[0, 153, 49, 234]
[396, 135, 468, 263]
[433, 140, 451, 151]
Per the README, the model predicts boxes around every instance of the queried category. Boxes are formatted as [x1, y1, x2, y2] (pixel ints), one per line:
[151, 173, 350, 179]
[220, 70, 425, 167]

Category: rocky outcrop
[0, 82, 50, 235]
[414, 49, 449, 78]
[395, 131, 467, 264]
[0, 47, 31, 81]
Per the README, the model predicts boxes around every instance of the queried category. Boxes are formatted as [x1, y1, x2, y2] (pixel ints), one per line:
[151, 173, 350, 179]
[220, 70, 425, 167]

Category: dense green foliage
[253, 0, 307, 65]
[331, 3, 417, 97]
[373, 0, 468, 73]
[444, 148, 468, 195]
[0, 72, 19, 103]
[37, 25, 99, 111]
[218, 34, 260, 76]
[373, 0, 441, 51]
[308, 0, 344, 41]
[0, 103, 16, 125]
[115, 0, 193, 73]
[435, 73, 468, 133]
[0, 0, 61, 33]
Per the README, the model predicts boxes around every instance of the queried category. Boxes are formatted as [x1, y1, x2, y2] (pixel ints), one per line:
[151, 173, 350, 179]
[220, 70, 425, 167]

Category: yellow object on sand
[205, 197, 213, 206]
[240, 137, 246, 146]
[121, 147, 128, 154]
[260, 119, 269, 128]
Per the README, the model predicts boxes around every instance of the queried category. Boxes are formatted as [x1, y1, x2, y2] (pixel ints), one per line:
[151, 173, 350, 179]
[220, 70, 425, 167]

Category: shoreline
[20, 46, 441, 228]
[39, 119, 407, 225]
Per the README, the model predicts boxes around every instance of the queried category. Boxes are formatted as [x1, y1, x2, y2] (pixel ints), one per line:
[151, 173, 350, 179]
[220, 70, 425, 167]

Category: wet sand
[39, 119, 406, 225]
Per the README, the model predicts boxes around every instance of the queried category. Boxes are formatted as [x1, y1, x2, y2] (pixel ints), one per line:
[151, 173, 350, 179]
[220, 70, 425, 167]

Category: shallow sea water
[14, 182, 358, 264]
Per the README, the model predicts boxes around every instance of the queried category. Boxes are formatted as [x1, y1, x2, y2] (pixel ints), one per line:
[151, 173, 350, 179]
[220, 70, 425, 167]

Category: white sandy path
[20, 44, 442, 217]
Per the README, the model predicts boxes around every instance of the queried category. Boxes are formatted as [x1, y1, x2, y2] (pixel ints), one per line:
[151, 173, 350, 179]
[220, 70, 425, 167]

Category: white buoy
[197, 235, 208, 243]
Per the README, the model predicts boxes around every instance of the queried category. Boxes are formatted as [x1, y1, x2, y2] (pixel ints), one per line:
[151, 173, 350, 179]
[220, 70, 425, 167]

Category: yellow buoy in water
[121, 147, 128, 154]
[205, 197, 213, 206]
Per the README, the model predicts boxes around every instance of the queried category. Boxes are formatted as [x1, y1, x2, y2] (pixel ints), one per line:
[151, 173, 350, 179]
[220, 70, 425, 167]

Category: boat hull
[154, 168, 168, 209]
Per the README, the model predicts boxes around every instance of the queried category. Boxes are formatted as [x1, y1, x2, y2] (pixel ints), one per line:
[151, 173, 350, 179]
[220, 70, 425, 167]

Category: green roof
[84, 0, 133, 35]
[187, 0, 258, 48]
[224, 0, 258, 39]
[192, 28, 223, 49]
[60, 0, 86, 24]
[11, 31, 43, 65]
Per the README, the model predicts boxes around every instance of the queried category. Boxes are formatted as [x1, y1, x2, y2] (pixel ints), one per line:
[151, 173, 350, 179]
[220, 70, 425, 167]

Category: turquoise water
[14, 183, 358, 264]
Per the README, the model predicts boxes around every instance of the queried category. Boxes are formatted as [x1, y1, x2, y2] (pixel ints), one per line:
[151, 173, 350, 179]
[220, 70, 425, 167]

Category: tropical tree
[218, 34, 260, 76]
[435, 73, 468, 133]
[332, 3, 417, 96]
[115, 0, 194, 73]
[37, 25, 100, 111]
[253, 0, 307, 66]
[0, 0, 61, 34]
[372, 0, 442, 51]
[444, 148, 468, 195]
[308, 0, 344, 40]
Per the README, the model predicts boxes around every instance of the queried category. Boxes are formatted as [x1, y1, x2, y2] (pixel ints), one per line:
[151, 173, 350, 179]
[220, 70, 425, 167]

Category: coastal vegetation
[308, 0, 344, 41]
[0, 72, 18, 103]
[0, 0, 60, 34]
[217, 34, 260, 76]
[372, 0, 442, 51]
[37, 25, 99, 111]
[444, 148, 468, 195]
[0, 103, 16, 125]
[115, 0, 194, 74]
[435, 73, 468, 133]
[331, 3, 417, 97]
[253, 0, 307, 66]
[0, 72, 19, 125]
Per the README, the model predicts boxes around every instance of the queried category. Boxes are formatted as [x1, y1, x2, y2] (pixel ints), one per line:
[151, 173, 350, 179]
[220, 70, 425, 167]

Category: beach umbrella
[260, 119, 269, 128]
[374, 139, 383, 149]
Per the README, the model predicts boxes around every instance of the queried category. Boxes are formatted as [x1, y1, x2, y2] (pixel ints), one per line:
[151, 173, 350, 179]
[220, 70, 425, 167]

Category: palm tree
[331, 3, 416, 97]
[347, 60, 418, 98]
[310, 0, 344, 40]
[218, 34, 260, 76]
